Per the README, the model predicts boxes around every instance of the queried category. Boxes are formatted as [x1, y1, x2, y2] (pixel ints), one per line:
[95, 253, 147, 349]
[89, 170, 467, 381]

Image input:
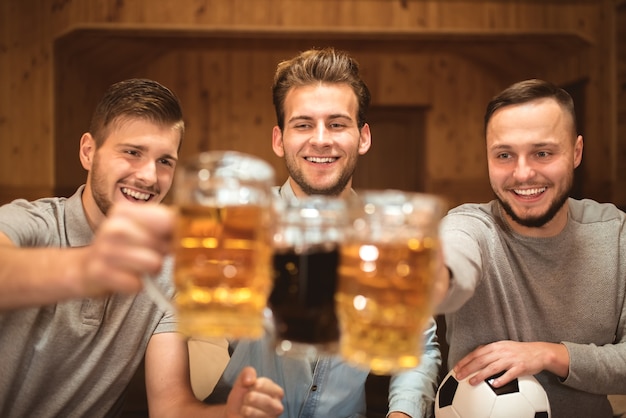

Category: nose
[513, 157, 535, 181]
[309, 122, 332, 146]
[136, 159, 158, 185]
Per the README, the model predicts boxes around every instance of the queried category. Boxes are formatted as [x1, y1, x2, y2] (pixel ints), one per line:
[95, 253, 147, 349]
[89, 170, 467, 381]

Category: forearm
[436, 220, 483, 315]
[147, 333, 231, 418]
[562, 340, 626, 394]
[541, 342, 569, 379]
[431, 249, 451, 312]
[0, 245, 86, 310]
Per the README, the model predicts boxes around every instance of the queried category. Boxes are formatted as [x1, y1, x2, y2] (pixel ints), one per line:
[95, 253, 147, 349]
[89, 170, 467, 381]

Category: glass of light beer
[336, 190, 445, 375]
[172, 151, 275, 339]
[269, 196, 347, 358]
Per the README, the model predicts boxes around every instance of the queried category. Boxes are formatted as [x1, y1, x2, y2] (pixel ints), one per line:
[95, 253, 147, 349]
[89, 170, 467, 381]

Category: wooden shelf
[55, 24, 592, 52]
[54, 25, 591, 79]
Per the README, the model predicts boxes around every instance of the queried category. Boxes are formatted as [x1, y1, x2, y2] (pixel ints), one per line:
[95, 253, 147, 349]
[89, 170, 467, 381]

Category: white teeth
[306, 157, 336, 163]
[514, 187, 546, 196]
[122, 188, 151, 201]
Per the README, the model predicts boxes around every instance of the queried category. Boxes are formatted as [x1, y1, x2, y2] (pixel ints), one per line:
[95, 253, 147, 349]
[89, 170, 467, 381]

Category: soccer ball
[435, 369, 551, 418]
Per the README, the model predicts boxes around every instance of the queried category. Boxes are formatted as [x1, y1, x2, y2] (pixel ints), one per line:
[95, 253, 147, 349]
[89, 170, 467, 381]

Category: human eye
[536, 150, 551, 158]
[329, 122, 346, 129]
[159, 158, 175, 167]
[287, 117, 312, 129]
[124, 149, 140, 157]
[288, 120, 311, 131]
[496, 152, 511, 160]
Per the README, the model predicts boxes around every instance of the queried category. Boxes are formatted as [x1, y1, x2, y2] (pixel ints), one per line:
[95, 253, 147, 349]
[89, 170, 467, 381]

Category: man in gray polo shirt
[0, 78, 283, 417]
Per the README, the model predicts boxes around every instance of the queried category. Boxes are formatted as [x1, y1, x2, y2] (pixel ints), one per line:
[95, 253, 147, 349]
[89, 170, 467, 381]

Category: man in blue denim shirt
[206, 47, 441, 418]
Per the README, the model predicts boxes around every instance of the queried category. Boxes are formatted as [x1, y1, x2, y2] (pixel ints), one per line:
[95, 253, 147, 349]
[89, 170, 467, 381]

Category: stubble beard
[495, 173, 573, 229]
[286, 157, 357, 197]
[89, 153, 114, 216]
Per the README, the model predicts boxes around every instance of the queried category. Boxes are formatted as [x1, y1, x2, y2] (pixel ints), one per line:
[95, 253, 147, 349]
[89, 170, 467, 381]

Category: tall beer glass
[173, 151, 275, 339]
[269, 196, 347, 357]
[336, 190, 445, 374]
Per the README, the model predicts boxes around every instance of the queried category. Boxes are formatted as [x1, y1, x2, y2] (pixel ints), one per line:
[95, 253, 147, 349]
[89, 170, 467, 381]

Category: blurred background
[1, 0, 625, 211]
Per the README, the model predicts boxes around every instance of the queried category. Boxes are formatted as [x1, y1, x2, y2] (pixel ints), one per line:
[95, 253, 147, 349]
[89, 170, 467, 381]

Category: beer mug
[168, 151, 275, 339]
[336, 190, 445, 374]
[269, 196, 347, 357]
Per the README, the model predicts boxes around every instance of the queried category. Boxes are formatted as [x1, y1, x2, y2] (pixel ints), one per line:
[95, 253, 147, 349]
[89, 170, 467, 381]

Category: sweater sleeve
[560, 202, 626, 395]
[562, 327, 626, 394]
[435, 212, 484, 314]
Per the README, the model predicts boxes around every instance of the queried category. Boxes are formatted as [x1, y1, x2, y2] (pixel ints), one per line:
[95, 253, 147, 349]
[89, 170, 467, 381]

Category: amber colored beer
[336, 238, 438, 375]
[173, 203, 272, 339]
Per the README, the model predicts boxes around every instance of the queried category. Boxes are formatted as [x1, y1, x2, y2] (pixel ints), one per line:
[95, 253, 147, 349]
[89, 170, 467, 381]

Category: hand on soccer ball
[453, 340, 570, 387]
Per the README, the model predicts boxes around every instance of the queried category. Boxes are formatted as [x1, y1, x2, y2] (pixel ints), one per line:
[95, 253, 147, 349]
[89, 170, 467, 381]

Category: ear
[79, 133, 96, 171]
[271, 126, 285, 158]
[573, 135, 583, 168]
[357, 123, 372, 155]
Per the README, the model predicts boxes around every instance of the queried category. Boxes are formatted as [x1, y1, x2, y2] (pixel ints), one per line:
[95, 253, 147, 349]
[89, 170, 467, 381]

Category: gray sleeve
[153, 257, 179, 334]
[436, 213, 483, 314]
[561, 208, 626, 395]
[561, 286, 626, 395]
[562, 339, 626, 394]
[0, 199, 62, 247]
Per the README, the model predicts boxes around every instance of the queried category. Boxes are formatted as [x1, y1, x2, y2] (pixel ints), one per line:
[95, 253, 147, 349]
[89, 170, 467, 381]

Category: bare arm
[0, 233, 87, 308]
[145, 332, 213, 416]
[145, 333, 285, 418]
[0, 203, 173, 310]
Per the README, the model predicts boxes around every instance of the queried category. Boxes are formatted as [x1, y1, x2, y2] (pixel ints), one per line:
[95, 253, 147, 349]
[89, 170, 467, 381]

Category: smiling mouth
[121, 187, 153, 201]
[513, 187, 546, 197]
[305, 157, 337, 163]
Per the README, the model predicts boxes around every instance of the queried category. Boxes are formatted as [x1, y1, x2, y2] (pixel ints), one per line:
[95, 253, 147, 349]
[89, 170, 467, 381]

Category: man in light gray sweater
[434, 79, 626, 418]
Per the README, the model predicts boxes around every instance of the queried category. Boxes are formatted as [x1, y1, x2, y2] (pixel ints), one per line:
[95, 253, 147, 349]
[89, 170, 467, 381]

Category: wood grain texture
[0, 0, 622, 208]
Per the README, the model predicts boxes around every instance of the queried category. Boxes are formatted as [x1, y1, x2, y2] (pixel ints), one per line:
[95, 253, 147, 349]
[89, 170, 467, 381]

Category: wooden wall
[617, 2, 626, 207]
[0, 0, 623, 209]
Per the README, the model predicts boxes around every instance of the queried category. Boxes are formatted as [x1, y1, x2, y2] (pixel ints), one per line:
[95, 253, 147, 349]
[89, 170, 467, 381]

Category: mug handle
[142, 274, 176, 313]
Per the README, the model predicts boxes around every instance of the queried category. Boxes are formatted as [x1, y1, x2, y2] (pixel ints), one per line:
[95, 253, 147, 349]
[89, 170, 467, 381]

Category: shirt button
[311, 385, 318, 392]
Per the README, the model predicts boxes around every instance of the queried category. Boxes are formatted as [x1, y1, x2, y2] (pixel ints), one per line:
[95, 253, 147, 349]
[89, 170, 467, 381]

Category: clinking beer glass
[269, 196, 347, 357]
[336, 190, 446, 375]
[172, 151, 275, 339]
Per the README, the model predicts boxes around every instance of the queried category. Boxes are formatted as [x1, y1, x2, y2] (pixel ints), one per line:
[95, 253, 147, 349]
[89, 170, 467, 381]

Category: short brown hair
[484, 79, 577, 138]
[272, 47, 371, 130]
[89, 78, 185, 147]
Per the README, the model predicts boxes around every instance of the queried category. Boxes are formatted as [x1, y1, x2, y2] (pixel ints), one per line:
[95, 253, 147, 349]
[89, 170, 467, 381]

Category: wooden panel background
[617, 2, 626, 209]
[0, 0, 622, 209]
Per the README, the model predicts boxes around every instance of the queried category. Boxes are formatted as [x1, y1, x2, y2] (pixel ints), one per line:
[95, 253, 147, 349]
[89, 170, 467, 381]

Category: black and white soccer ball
[435, 369, 551, 418]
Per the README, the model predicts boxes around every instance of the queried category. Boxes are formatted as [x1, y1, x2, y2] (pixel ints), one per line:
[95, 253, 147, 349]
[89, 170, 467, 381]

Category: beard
[285, 156, 357, 197]
[88, 153, 114, 216]
[495, 175, 573, 229]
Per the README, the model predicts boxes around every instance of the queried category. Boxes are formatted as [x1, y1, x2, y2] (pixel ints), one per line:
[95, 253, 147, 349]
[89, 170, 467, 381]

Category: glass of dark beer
[269, 196, 347, 358]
